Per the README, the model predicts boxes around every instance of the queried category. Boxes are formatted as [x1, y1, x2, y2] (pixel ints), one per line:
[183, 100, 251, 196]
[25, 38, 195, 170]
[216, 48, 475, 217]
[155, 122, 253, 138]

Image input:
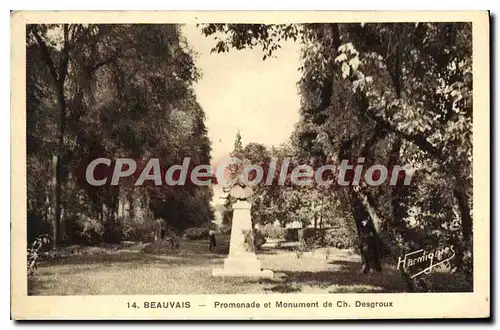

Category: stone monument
[212, 182, 274, 278]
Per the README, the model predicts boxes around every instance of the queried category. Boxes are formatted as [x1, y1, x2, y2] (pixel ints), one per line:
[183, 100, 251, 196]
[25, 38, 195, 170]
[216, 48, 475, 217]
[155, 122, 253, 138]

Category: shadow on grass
[36, 240, 230, 276]
[261, 259, 471, 293]
[258, 260, 403, 293]
[327, 260, 472, 292]
[273, 246, 300, 252]
[44, 252, 160, 265]
[264, 284, 301, 293]
[30, 241, 472, 295]
[28, 276, 52, 296]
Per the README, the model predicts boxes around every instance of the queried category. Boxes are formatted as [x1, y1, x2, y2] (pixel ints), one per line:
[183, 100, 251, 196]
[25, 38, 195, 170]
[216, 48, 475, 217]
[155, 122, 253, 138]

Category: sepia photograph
[11, 10, 490, 319]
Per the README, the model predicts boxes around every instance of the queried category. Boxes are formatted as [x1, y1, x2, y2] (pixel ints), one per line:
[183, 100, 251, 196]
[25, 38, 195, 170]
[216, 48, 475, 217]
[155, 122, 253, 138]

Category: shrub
[141, 240, 179, 255]
[298, 228, 323, 246]
[323, 227, 357, 249]
[218, 223, 231, 235]
[213, 232, 230, 254]
[27, 212, 51, 245]
[297, 227, 357, 250]
[103, 217, 124, 244]
[27, 234, 51, 276]
[184, 227, 210, 240]
[75, 215, 104, 245]
[298, 228, 316, 242]
[121, 217, 157, 243]
[284, 228, 300, 242]
[259, 224, 286, 239]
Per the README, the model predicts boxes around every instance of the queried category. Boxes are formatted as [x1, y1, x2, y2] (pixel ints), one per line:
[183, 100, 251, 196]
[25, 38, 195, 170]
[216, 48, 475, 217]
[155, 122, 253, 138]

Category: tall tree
[202, 22, 473, 289]
[27, 24, 213, 246]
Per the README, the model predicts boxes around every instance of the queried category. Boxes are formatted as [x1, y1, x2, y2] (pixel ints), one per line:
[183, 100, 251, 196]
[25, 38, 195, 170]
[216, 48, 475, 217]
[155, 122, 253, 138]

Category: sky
[181, 24, 302, 164]
[181, 25, 303, 206]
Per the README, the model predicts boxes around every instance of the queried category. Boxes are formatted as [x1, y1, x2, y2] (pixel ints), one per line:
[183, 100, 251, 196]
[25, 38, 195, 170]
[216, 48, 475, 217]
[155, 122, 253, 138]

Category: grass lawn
[28, 240, 470, 295]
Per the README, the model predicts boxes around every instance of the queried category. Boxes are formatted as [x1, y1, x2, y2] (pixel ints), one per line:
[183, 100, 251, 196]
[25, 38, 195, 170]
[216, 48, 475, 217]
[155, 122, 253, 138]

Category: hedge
[259, 224, 286, 239]
[298, 227, 357, 249]
[183, 227, 210, 240]
[284, 228, 300, 242]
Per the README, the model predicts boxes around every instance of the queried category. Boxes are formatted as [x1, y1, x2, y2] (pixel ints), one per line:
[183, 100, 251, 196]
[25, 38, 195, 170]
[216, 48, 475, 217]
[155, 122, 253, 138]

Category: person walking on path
[208, 229, 217, 252]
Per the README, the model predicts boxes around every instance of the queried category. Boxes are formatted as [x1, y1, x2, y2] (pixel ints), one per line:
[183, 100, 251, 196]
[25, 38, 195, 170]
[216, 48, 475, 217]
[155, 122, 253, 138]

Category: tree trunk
[319, 197, 324, 229]
[53, 82, 66, 248]
[31, 25, 69, 248]
[453, 187, 472, 244]
[387, 137, 415, 292]
[347, 190, 383, 273]
[399, 267, 415, 292]
[51, 155, 59, 249]
[453, 186, 472, 273]
[386, 37, 416, 292]
[339, 124, 387, 273]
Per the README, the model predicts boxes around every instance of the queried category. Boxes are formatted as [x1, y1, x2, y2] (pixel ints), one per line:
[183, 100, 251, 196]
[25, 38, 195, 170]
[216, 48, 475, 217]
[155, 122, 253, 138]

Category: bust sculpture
[212, 158, 274, 277]
[225, 181, 253, 200]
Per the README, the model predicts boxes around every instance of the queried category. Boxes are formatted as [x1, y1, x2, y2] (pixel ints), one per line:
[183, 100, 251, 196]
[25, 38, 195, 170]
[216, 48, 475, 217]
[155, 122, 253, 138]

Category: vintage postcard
[11, 10, 490, 320]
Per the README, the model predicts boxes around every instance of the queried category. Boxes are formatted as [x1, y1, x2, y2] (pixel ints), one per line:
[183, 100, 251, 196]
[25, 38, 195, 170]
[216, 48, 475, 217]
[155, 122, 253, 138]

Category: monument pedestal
[212, 200, 274, 278]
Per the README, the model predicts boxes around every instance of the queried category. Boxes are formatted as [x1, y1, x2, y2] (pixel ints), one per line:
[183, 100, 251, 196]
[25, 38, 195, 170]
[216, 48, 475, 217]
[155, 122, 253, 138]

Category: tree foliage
[27, 24, 214, 246]
[202, 22, 473, 290]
